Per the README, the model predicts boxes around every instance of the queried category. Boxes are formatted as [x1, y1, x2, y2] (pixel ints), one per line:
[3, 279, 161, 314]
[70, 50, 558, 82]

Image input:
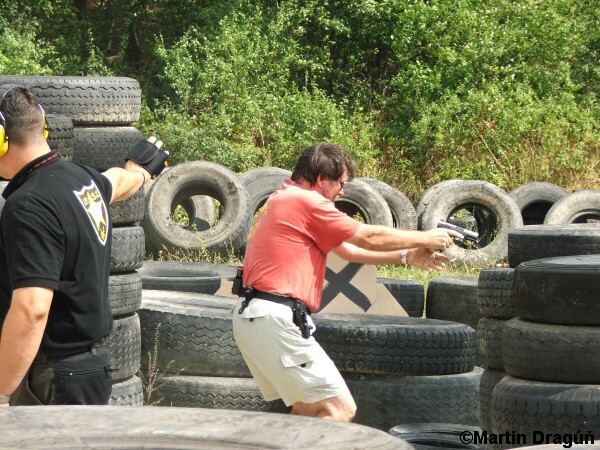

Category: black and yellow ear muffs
[40, 104, 49, 141]
[0, 110, 8, 158]
[0, 85, 48, 158]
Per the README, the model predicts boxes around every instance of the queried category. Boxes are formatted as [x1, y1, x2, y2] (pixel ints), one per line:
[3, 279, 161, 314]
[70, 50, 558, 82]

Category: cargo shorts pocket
[279, 346, 329, 389]
[280, 351, 316, 369]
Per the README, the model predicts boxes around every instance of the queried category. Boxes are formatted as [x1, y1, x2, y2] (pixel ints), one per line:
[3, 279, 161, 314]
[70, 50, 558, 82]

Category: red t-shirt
[243, 179, 359, 312]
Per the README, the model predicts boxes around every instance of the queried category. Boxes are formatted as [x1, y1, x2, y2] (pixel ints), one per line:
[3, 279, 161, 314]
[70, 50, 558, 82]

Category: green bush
[0, 0, 597, 197]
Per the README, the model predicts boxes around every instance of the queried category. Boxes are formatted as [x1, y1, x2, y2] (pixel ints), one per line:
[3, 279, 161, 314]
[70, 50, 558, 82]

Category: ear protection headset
[0, 85, 48, 158]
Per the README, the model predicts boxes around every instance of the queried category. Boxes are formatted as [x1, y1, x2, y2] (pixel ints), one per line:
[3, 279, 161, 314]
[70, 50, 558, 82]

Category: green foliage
[149, 7, 379, 173]
[0, 0, 597, 196]
[0, 27, 53, 75]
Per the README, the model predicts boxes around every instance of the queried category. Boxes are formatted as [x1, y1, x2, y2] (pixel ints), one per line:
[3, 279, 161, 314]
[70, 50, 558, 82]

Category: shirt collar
[3, 152, 59, 200]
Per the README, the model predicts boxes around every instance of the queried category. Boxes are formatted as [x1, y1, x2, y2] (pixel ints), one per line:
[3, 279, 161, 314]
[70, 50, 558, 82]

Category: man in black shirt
[0, 85, 167, 406]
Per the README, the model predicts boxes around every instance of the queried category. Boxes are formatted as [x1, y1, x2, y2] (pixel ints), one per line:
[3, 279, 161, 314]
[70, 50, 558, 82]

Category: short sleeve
[2, 206, 64, 290]
[306, 198, 359, 254]
[79, 164, 113, 205]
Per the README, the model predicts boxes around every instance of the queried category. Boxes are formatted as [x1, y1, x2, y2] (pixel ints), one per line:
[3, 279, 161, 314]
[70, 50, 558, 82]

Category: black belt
[252, 290, 311, 315]
[240, 289, 312, 339]
[253, 290, 297, 308]
[35, 338, 108, 361]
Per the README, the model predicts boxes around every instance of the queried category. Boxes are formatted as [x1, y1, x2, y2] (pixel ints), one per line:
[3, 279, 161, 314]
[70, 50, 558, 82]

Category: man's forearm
[333, 242, 406, 265]
[103, 165, 149, 204]
[347, 224, 428, 251]
[347, 223, 457, 253]
[0, 304, 48, 398]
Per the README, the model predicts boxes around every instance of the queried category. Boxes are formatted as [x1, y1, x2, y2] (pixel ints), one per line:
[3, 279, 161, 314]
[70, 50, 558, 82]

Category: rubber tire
[425, 276, 481, 331]
[139, 295, 249, 377]
[142, 193, 217, 257]
[313, 313, 476, 375]
[238, 166, 291, 254]
[143, 161, 251, 257]
[110, 226, 145, 273]
[177, 195, 217, 231]
[72, 126, 144, 170]
[45, 113, 73, 160]
[479, 368, 505, 432]
[420, 181, 523, 267]
[142, 275, 232, 295]
[239, 166, 291, 216]
[491, 375, 600, 438]
[476, 318, 506, 370]
[544, 190, 600, 224]
[0, 76, 141, 125]
[109, 375, 143, 406]
[376, 278, 425, 317]
[142, 289, 235, 307]
[508, 182, 568, 225]
[507, 224, 600, 267]
[151, 375, 290, 413]
[138, 260, 237, 278]
[477, 268, 516, 319]
[515, 255, 600, 325]
[0, 406, 410, 448]
[108, 271, 142, 317]
[415, 179, 462, 230]
[345, 367, 482, 431]
[502, 317, 600, 384]
[109, 189, 145, 226]
[388, 423, 484, 449]
[334, 179, 394, 227]
[359, 178, 417, 230]
[106, 313, 141, 382]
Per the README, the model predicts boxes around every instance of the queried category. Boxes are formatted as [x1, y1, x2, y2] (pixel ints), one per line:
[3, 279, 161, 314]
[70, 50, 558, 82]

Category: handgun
[437, 220, 479, 242]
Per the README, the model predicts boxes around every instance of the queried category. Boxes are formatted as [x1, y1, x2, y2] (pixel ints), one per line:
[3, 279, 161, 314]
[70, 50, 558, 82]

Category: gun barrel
[437, 220, 479, 242]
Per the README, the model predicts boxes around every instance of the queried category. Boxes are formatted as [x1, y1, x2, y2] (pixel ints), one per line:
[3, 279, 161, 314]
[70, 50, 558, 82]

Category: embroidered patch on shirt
[73, 180, 109, 245]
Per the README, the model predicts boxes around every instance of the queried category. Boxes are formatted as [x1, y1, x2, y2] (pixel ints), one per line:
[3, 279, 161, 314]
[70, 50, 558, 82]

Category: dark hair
[0, 86, 45, 147]
[291, 142, 356, 185]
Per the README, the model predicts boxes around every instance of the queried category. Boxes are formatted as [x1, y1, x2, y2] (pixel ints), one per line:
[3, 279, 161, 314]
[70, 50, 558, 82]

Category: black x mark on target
[321, 262, 372, 311]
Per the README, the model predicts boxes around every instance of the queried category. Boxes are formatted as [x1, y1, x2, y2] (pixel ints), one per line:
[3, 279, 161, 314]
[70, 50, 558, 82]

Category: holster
[292, 301, 311, 339]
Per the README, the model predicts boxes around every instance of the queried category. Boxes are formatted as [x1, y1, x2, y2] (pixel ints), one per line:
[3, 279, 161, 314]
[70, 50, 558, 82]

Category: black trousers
[12, 346, 112, 405]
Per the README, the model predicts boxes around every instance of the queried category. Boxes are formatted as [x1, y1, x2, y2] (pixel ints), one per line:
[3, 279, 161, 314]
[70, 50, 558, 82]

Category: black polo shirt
[0, 152, 113, 351]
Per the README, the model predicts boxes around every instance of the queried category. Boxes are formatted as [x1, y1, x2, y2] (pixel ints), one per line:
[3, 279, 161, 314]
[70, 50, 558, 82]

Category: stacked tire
[138, 289, 481, 430]
[138, 290, 290, 412]
[475, 267, 516, 431]
[0, 76, 145, 406]
[312, 314, 482, 431]
[142, 162, 252, 259]
[425, 276, 482, 331]
[508, 182, 568, 225]
[416, 180, 523, 267]
[485, 224, 600, 446]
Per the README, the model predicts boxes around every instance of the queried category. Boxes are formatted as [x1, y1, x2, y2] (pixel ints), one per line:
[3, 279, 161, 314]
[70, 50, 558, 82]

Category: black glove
[125, 137, 169, 178]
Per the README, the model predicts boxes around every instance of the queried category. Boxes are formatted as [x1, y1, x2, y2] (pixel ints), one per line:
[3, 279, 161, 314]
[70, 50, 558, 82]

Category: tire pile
[138, 291, 291, 412]
[475, 224, 600, 445]
[142, 164, 600, 268]
[141, 164, 420, 258]
[138, 289, 481, 431]
[313, 314, 482, 431]
[0, 76, 146, 405]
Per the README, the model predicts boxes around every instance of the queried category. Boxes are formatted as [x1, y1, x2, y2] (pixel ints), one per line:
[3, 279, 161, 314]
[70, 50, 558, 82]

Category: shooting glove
[125, 137, 169, 178]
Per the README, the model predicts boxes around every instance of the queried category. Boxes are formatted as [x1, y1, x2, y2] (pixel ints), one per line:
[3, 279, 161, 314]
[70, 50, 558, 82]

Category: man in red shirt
[233, 142, 459, 422]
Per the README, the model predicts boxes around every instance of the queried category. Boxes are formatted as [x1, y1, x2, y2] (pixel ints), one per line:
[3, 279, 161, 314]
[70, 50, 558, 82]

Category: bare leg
[291, 393, 356, 422]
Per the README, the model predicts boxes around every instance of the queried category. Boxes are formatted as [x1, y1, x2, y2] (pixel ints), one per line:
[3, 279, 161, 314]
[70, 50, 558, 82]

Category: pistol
[437, 220, 479, 242]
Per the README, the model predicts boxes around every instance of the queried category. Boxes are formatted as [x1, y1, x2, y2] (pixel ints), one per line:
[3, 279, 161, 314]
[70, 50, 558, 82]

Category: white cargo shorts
[232, 297, 350, 407]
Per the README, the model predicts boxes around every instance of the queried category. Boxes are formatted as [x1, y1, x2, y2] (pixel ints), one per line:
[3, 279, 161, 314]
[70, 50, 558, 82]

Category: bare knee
[294, 394, 356, 422]
[333, 395, 356, 422]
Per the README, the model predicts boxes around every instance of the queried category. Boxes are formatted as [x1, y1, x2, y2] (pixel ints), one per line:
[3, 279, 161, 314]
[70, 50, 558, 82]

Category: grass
[377, 263, 482, 285]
